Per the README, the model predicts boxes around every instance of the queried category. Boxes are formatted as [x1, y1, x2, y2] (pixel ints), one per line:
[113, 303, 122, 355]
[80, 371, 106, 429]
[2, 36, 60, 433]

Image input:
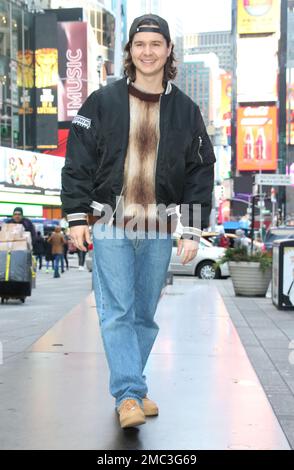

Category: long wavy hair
[123, 20, 177, 85]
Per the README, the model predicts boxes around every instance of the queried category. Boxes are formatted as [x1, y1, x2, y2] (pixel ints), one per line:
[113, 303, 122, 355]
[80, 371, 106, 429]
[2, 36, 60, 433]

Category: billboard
[34, 12, 58, 149]
[57, 22, 88, 122]
[17, 49, 35, 150]
[17, 50, 34, 114]
[237, 36, 278, 103]
[237, 106, 277, 171]
[219, 72, 232, 144]
[287, 68, 294, 145]
[0, 146, 64, 192]
[237, 0, 281, 34]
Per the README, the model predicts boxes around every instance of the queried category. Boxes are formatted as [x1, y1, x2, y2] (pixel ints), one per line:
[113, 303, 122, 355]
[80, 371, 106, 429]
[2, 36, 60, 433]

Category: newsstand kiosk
[272, 239, 294, 310]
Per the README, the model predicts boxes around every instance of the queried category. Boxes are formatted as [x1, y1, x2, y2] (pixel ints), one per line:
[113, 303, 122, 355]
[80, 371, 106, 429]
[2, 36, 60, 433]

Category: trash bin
[272, 239, 294, 310]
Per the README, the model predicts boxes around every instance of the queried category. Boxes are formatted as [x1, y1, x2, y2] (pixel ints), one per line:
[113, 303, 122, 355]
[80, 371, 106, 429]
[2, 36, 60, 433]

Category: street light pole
[277, 0, 288, 223]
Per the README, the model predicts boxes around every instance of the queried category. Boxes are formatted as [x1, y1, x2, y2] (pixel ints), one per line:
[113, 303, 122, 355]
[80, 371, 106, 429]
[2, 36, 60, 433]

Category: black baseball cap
[129, 14, 171, 43]
[13, 207, 23, 215]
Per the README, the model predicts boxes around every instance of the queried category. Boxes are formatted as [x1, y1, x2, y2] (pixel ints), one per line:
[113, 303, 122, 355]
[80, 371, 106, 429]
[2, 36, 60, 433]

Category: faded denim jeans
[92, 223, 172, 409]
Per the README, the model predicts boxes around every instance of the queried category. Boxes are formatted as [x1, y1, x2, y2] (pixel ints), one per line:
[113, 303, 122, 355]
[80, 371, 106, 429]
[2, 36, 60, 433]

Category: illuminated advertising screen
[283, 247, 294, 307]
[17, 50, 34, 114]
[0, 146, 64, 192]
[57, 22, 88, 122]
[220, 72, 232, 144]
[237, 0, 280, 34]
[17, 49, 35, 149]
[237, 36, 278, 103]
[287, 68, 294, 145]
[237, 106, 277, 171]
[34, 12, 58, 149]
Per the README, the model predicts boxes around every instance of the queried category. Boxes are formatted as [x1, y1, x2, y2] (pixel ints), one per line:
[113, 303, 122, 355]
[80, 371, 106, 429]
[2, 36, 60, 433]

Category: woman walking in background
[33, 231, 45, 270]
[44, 233, 54, 273]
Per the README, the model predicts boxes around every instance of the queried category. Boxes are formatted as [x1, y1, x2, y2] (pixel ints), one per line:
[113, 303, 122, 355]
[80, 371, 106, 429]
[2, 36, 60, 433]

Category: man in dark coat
[6, 207, 37, 246]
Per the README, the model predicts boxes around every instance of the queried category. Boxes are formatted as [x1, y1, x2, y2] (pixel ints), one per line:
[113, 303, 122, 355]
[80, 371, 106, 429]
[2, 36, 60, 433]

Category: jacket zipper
[197, 136, 204, 164]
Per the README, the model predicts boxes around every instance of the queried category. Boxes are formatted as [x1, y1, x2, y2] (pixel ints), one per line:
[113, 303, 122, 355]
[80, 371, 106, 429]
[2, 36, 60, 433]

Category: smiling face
[130, 28, 171, 81]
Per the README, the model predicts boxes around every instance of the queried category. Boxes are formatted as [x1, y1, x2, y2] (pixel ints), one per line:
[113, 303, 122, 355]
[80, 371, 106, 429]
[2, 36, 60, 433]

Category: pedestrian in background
[48, 226, 65, 278]
[234, 229, 250, 250]
[33, 231, 45, 269]
[63, 229, 70, 270]
[44, 233, 54, 272]
[7, 206, 37, 247]
[77, 242, 88, 271]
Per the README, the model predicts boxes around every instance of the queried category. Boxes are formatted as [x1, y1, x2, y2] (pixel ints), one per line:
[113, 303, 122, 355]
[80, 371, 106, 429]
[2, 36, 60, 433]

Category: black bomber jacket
[61, 77, 216, 239]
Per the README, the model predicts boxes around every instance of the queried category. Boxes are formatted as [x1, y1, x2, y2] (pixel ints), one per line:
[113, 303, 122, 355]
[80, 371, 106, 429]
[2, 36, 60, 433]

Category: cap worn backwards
[129, 14, 171, 43]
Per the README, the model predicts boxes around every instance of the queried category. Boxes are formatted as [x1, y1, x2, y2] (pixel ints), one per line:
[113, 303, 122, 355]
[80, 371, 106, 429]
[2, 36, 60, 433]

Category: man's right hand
[69, 225, 91, 252]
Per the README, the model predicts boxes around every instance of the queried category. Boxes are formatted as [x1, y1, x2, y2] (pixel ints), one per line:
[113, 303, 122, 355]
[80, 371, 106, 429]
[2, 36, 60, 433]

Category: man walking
[61, 14, 215, 428]
[48, 226, 65, 278]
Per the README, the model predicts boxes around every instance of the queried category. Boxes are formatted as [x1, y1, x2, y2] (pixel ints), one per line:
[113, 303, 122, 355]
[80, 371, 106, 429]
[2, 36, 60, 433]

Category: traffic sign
[255, 174, 293, 186]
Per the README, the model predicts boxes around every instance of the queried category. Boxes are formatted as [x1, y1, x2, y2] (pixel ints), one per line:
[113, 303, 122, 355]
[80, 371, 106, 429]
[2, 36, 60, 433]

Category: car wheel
[196, 261, 220, 280]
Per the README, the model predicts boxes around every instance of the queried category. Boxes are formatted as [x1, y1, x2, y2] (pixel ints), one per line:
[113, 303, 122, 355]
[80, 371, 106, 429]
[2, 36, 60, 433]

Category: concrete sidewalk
[0, 275, 290, 450]
[0, 254, 92, 363]
[208, 278, 294, 449]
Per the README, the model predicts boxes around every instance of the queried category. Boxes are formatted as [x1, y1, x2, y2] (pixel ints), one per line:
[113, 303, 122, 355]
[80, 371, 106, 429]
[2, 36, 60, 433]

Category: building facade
[184, 31, 232, 72]
[0, 0, 117, 220]
[0, 0, 34, 149]
[175, 53, 220, 127]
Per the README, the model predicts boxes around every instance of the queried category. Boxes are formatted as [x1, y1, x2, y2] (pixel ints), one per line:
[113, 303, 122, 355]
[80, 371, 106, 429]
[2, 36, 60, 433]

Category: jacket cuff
[66, 212, 88, 228]
[181, 226, 202, 242]
[68, 220, 88, 228]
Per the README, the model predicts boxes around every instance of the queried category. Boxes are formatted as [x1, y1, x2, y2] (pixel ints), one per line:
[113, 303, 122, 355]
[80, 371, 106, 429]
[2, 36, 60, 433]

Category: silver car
[87, 236, 229, 280]
[169, 237, 229, 279]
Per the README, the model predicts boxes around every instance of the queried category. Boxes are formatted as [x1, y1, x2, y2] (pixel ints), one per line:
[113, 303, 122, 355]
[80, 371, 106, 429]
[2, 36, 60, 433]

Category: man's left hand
[177, 239, 199, 265]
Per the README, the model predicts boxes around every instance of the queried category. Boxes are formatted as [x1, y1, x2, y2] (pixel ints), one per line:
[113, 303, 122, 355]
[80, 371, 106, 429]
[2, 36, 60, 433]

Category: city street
[0, 266, 294, 449]
[1, 0, 294, 456]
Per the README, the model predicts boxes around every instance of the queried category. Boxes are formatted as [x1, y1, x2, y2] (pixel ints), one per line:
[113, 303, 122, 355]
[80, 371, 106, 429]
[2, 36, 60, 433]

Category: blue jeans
[92, 223, 172, 409]
[53, 254, 63, 277]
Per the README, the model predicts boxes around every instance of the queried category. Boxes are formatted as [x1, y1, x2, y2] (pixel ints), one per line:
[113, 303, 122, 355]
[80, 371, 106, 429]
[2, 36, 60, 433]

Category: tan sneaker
[118, 399, 146, 428]
[142, 396, 159, 416]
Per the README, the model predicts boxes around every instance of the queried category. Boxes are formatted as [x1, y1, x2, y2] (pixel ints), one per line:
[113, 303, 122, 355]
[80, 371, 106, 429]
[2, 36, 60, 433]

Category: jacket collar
[126, 76, 172, 95]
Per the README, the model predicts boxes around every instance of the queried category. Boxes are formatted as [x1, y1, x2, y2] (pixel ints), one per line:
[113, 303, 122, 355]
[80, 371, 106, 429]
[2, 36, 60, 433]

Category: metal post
[114, 0, 122, 78]
[21, 8, 26, 149]
[277, 0, 288, 222]
[231, 0, 238, 180]
[250, 195, 256, 254]
[259, 178, 263, 240]
[9, 1, 13, 148]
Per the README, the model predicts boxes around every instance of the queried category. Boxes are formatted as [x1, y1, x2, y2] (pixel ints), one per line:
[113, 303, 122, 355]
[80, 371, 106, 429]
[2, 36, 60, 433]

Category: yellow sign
[17, 50, 34, 88]
[35, 48, 58, 88]
[237, 0, 280, 34]
[37, 106, 58, 114]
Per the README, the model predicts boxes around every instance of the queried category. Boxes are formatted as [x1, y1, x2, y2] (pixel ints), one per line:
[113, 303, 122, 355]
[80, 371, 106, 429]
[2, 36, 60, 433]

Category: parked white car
[169, 237, 229, 279]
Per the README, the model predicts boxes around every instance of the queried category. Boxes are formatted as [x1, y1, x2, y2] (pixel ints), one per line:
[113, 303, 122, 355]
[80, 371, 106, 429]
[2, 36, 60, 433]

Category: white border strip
[90, 201, 104, 213]
[182, 226, 202, 237]
[67, 213, 87, 222]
